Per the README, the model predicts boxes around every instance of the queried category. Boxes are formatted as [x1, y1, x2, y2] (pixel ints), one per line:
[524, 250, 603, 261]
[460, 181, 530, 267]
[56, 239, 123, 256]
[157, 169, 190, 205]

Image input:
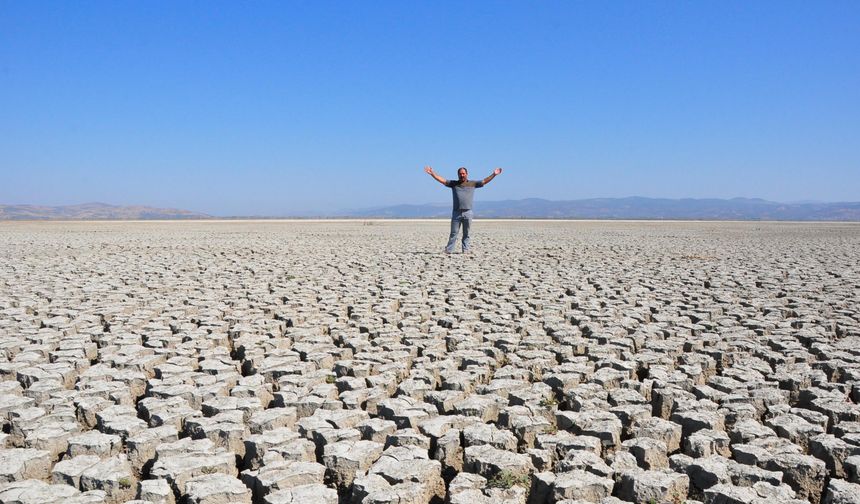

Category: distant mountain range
[346, 197, 860, 221]
[2, 198, 859, 221]
[0, 203, 210, 220]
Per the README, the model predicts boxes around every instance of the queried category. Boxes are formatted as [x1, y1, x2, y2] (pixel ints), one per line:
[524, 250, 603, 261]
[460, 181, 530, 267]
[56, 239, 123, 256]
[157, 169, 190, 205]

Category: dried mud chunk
[0, 448, 53, 483]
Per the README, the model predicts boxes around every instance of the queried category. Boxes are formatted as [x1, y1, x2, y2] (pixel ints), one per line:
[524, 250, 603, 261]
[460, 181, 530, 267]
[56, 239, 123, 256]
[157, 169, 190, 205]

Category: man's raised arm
[482, 168, 503, 185]
[425, 166, 448, 186]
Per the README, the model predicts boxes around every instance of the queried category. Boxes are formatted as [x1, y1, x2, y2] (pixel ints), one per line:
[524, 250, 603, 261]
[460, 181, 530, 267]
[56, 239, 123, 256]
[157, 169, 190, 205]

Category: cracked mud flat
[1, 219, 860, 504]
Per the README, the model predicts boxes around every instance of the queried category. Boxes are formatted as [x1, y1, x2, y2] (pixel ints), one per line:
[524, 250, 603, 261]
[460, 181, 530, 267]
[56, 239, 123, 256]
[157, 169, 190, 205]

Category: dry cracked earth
[1, 220, 860, 504]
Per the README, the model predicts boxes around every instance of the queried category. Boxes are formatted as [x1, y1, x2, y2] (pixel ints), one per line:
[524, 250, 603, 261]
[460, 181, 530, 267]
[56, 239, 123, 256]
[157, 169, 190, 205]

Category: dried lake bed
[1, 220, 859, 504]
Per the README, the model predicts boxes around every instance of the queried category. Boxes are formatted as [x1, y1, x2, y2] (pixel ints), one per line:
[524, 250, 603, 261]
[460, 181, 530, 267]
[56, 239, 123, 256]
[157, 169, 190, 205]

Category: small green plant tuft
[117, 477, 133, 489]
[539, 396, 558, 408]
[487, 470, 530, 489]
[201, 466, 218, 475]
[325, 375, 337, 384]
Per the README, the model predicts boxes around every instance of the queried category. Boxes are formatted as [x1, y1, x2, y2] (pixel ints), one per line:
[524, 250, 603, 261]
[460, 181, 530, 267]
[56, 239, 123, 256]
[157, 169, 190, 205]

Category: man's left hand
[493, 168, 503, 175]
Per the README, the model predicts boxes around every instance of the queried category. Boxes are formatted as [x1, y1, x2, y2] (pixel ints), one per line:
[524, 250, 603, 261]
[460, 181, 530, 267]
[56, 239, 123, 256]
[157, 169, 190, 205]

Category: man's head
[457, 167, 468, 182]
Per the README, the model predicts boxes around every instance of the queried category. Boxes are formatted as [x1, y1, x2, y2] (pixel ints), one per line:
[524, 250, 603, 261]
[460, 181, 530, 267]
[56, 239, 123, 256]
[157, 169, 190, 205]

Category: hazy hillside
[5, 198, 859, 221]
[346, 197, 860, 221]
[0, 203, 210, 220]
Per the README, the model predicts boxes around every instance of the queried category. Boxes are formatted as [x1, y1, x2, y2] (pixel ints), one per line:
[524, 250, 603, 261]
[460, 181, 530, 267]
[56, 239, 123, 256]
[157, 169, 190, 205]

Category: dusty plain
[1, 220, 859, 504]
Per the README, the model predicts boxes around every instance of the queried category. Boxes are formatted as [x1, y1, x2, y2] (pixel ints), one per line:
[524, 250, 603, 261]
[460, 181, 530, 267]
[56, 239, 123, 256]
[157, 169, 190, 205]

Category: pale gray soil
[1, 220, 859, 504]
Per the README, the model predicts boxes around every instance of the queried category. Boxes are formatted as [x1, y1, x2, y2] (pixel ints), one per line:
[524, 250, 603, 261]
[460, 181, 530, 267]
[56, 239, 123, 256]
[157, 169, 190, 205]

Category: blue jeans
[445, 210, 473, 253]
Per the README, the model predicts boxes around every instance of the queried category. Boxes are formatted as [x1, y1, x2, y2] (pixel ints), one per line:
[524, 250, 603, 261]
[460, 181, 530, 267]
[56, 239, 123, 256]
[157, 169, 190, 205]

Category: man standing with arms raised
[424, 166, 503, 254]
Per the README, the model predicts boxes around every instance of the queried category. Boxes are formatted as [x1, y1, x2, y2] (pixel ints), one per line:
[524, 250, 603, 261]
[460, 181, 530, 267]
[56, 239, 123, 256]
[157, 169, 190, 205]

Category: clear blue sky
[2, 1, 858, 216]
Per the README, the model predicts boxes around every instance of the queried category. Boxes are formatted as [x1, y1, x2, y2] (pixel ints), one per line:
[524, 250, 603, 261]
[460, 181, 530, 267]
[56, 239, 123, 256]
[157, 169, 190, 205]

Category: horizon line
[4, 195, 860, 216]
[3, 217, 860, 224]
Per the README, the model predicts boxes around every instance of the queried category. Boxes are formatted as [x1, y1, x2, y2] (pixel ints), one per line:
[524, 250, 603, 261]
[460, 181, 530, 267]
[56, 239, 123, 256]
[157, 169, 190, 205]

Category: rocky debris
[1, 221, 860, 504]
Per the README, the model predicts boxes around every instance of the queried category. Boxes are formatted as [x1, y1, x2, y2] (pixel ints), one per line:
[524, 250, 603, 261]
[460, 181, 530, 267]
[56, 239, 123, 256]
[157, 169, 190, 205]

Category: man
[424, 165, 503, 253]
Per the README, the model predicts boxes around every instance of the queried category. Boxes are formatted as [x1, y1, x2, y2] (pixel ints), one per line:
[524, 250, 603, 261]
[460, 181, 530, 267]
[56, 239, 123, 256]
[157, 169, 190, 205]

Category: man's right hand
[426, 166, 447, 185]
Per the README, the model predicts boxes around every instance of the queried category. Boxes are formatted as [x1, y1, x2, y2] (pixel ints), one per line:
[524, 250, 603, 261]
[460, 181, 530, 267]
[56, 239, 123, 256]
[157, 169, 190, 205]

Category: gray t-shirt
[445, 180, 484, 211]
